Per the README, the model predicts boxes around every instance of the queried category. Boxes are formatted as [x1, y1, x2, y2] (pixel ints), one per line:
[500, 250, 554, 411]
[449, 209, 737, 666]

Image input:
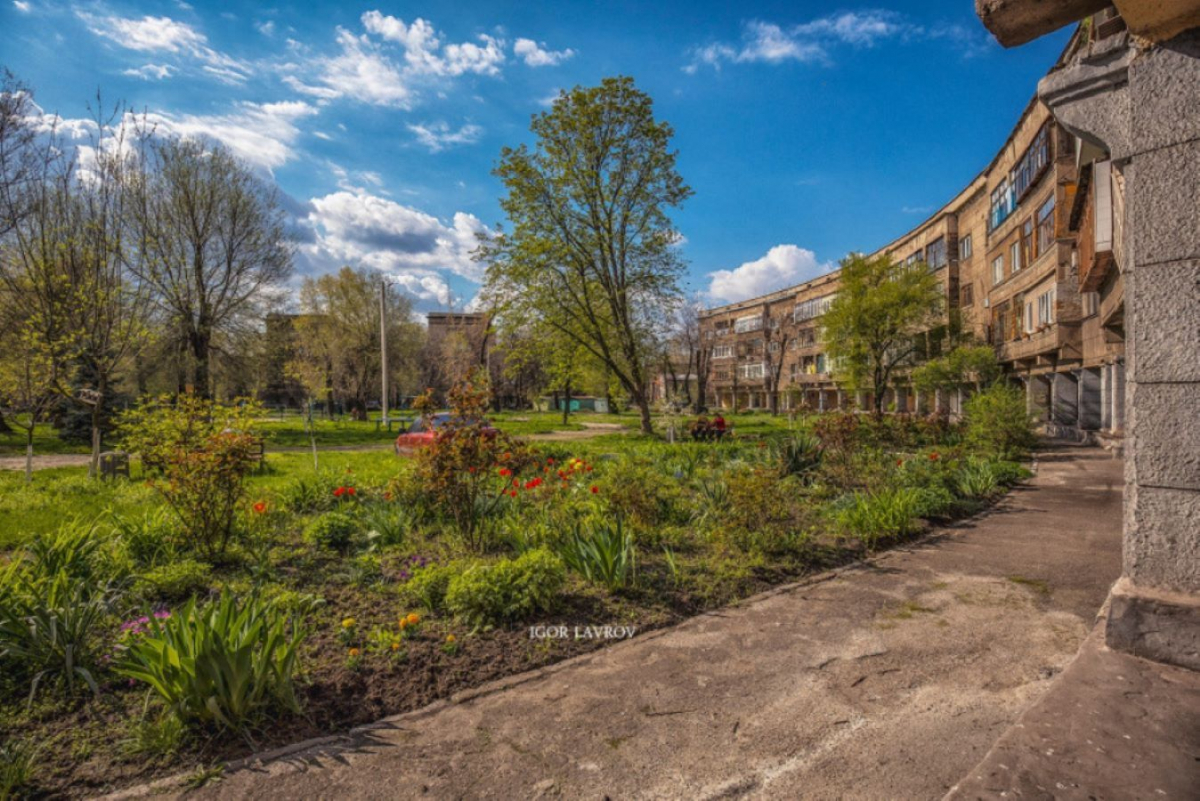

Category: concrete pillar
[1051, 372, 1079, 428]
[1079, 367, 1102, 431]
[1112, 360, 1126, 432]
[1040, 28, 1200, 668]
[1101, 364, 1113, 431]
[817, 390, 825, 412]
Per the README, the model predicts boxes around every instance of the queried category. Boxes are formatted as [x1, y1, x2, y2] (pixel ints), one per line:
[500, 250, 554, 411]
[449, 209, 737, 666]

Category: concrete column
[1101, 364, 1113, 431]
[1112, 360, 1126, 432]
[817, 390, 825, 412]
[1040, 28, 1200, 668]
[837, 390, 846, 410]
[1079, 367, 1102, 431]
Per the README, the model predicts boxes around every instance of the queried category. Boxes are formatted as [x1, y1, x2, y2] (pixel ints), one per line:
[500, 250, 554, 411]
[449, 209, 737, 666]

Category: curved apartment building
[700, 27, 1126, 446]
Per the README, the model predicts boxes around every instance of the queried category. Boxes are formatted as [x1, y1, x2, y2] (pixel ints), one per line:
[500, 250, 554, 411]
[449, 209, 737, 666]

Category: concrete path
[947, 617, 1200, 800]
[122, 445, 1125, 800]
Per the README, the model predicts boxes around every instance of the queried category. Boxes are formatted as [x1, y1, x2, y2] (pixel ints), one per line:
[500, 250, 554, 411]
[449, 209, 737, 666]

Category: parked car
[394, 414, 497, 453]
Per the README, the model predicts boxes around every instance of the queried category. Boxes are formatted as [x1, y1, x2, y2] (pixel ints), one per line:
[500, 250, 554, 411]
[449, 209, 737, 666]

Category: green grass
[0, 423, 92, 456]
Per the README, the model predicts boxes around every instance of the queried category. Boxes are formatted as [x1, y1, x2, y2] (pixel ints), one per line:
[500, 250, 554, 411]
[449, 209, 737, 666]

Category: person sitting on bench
[689, 414, 710, 441]
[710, 413, 727, 440]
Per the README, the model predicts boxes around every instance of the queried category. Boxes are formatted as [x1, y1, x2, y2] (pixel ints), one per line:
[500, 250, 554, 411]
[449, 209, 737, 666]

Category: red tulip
[590, 485, 599, 494]
[252, 501, 267, 514]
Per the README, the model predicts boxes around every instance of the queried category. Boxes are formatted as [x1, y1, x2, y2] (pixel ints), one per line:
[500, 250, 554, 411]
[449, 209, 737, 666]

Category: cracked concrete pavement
[119, 445, 1126, 800]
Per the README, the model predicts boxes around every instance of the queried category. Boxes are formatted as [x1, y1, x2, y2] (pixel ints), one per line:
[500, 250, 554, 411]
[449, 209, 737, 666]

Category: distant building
[700, 27, 1126, 446]
[422, 312, 492, 395]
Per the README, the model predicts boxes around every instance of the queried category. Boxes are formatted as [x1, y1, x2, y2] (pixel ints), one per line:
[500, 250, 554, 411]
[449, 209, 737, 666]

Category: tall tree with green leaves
[480, 77, 691, 434]
[821, 252, 944, 414]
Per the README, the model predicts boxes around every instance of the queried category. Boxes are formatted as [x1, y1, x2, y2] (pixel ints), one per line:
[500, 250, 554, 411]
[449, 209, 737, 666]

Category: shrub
[912, 486, 956, 519]
[836, 488, 923, 549]
[118, 395, 264, 561]
[773, 432, 823, 481]
[600, 459, 682, 528]
[964, 383, 1036, 460]
[361, 503, 409, 549]
[955, 460, 1000, 500]
[0, 575, 116, 702]
[139, 559, 210, 602]
[403, 376, 536, 550]
[558, 517, 636, 591]
[304, 512, 357, 553]
[277, 470, 343, 514]
[115, 591, 318, 733]
[719, 469, 814, 557]
[107, 507, 178, 568]
[25, 523, 104, 584]
[444, 549, 565, 628]
[988, 460, 1030, 487]
[402, 564, 457, 613]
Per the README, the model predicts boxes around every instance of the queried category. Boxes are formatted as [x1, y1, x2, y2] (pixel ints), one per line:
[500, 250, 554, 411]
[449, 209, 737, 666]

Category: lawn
[0, 392, 1032, 798]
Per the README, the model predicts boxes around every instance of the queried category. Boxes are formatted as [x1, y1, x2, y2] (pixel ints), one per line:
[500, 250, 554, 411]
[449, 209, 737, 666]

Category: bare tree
[129, 136, 291, 398]
[0, 101, 152, 475]
[761, 307, 792, 415]
[677, 295, 711, 413]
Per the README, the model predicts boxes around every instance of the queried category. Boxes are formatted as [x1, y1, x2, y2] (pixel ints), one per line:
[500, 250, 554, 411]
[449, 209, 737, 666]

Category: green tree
[821, 252, 944, 415]
[480, 77, 691, 434]
[911, 344, 1001, 396]
[291, 266, 423, 420]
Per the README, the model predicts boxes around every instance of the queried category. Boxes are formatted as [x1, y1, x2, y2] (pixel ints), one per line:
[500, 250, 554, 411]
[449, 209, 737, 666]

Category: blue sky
[2, 1, 1070, 310]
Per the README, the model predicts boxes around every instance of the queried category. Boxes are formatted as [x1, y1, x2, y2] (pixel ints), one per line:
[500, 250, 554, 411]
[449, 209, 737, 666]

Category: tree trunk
[89, 404, 102, 479]
[191, 327, 212, 399]
[561, 378, 571, 425]
[635, 392, 653, 434]
[25, 425, 33, 484]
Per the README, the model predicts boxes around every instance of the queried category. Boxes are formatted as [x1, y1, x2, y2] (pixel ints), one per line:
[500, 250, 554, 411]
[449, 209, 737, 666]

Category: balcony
[996, 321, 1082, 364]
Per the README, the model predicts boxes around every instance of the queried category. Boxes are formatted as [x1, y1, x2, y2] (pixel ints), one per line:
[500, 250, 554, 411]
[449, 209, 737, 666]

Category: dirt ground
[111, 445, 1128, 800]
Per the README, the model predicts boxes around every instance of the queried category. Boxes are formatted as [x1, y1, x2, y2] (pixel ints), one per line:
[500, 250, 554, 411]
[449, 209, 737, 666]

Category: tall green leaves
[482, 77, 692, 434]
[115, 592, 317, 735]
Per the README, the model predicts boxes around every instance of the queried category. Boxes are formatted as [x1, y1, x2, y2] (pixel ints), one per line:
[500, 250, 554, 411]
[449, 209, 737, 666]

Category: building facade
[699, 30, 1127, 445]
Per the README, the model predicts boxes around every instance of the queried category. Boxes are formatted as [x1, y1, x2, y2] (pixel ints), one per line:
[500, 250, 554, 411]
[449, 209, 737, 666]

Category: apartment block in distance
[700, 27, 1126, 446]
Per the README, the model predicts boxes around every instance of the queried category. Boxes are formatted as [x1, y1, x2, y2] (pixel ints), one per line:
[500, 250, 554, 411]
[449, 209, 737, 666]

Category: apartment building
[700, 27, 1126, 443]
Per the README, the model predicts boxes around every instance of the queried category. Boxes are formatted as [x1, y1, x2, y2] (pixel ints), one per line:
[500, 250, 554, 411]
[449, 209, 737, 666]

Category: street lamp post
[380, 280, 390, 429]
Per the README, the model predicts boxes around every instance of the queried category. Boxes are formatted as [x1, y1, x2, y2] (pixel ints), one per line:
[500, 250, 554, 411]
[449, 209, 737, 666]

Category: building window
[712, 345, 732, 359]
[1011, 124, 1051, 202]
[959, 234, 973, 260]
[1025, 300, 1034, 333]
[961, 283, 975, 307]
[1083, 291, 1099, 317]
[992, 254, 1005, 285]
[1021, 218, 1034, 264]
[768, 341, 780, 353]
[816, 353, 826, 373]
[793, 293, 836, 323]
[1036, 194, 1056, 257]
[1036, 286, 1056, 327]
[989, 178, 1016, 231]
[734, 315, 763, 334]
[738, 362, 765, 380]
[1010, 240, 1021, 273]
[925, 237, 947, 271]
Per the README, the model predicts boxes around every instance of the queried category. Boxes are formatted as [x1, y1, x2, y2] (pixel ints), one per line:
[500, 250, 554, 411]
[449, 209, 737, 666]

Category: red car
[394, 414, 497, 454]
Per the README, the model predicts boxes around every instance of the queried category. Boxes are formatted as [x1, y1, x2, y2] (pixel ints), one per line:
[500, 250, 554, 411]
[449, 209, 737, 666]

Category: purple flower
[154, 609, 171, 620]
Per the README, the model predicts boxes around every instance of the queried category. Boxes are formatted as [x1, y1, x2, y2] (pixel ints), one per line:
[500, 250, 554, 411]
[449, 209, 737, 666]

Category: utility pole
[380, 280, 390, 428]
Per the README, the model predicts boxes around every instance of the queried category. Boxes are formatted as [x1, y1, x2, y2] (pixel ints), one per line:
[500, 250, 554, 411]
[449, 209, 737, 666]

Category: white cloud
[78, 11, 250, 83]
[686, 11, 978, 71]
[360, 11, 505, 76]
[140, 101, 318, 171]
[287, 27, 412, 107]
[256, 20, 275, 36]
[706, 245, 832, 303]
[514, 38, 574, 67]
[298, 190, 490, 303]
[407, 121, 483, 152]
[123, 63, 174, 80]
[13, 1, 32, 13]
